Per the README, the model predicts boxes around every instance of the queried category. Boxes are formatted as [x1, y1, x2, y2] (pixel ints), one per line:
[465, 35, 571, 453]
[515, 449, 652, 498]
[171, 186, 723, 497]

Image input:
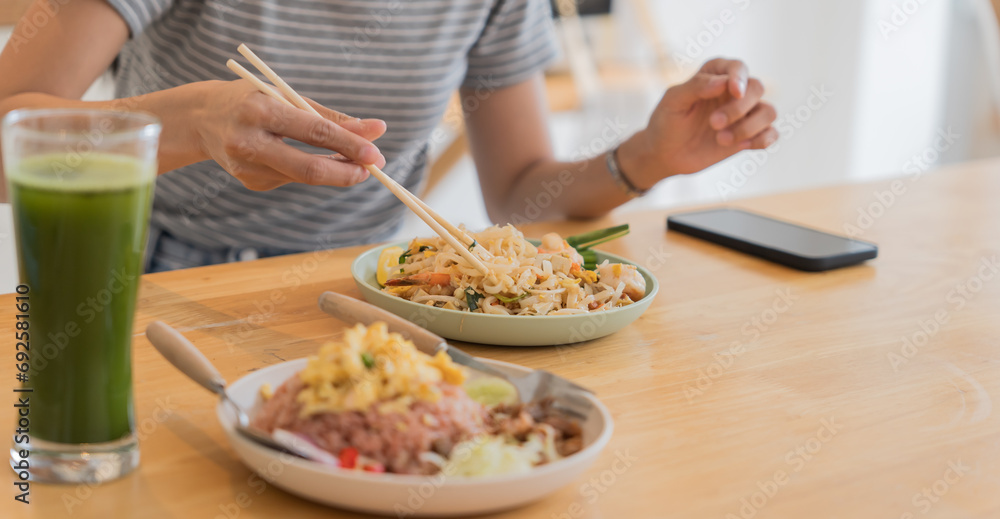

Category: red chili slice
[339, 447, 359, 469]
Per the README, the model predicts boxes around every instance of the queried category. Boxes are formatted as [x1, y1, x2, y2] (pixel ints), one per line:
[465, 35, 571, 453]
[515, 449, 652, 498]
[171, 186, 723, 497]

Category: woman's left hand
[618, 58, 778, 188]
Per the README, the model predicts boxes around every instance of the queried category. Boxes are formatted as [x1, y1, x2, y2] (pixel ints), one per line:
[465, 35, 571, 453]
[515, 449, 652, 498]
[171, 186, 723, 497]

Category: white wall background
[2, 0, 998, 288]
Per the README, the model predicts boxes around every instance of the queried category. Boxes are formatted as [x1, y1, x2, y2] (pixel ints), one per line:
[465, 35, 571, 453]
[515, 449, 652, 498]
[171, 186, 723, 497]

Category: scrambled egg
[295, 323, 465, 416]
[259, 383, 274, 401]
[574, 269, 598, 284]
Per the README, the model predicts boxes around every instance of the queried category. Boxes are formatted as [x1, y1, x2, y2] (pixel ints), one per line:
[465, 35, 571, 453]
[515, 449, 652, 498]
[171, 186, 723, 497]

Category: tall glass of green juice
[3, 109, 160, 484]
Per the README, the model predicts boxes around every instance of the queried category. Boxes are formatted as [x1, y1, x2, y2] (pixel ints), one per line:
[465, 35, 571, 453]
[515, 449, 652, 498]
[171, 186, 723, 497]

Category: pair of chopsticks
[226, 44, 492, 276]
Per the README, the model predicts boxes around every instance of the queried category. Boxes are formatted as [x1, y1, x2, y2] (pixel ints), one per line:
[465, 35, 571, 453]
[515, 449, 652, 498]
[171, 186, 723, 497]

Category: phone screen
[668, 209, 875, 258]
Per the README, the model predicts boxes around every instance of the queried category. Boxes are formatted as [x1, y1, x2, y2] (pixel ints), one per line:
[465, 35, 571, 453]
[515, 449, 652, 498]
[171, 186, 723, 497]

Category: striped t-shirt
[104, 0, 558, 263]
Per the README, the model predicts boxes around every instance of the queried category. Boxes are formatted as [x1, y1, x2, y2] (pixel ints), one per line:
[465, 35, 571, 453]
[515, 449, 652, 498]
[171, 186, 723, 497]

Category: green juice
[9, 153, 154, 444]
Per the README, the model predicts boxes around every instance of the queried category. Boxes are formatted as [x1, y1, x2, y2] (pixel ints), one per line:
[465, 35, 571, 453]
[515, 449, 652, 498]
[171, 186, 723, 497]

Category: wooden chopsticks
[227, 44, 492, 276]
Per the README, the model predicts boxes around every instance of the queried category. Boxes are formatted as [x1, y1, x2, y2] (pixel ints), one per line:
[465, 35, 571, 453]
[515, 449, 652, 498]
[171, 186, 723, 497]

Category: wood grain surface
[2, 159, 999, 518]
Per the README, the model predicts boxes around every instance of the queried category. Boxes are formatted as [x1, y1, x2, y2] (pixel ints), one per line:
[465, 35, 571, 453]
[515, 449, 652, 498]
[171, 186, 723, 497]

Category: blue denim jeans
[144, 225, 299, 273]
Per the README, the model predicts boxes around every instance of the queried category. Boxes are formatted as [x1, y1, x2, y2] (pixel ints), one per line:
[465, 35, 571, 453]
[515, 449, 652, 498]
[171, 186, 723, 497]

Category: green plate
[350, 240, 659, 346]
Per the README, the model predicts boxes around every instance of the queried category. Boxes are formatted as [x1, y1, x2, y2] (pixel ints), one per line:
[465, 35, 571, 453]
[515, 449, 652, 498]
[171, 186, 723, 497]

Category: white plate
[350, 241, 659, 346]
[218, 358, 614, 517]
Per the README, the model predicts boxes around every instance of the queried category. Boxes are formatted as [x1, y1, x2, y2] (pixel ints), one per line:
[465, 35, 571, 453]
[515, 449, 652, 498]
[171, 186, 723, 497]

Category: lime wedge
[464, 377, 519, 407]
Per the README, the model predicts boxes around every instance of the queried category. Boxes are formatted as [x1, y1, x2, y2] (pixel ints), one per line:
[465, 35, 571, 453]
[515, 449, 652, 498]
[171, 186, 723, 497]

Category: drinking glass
[3, 109, 160, 483]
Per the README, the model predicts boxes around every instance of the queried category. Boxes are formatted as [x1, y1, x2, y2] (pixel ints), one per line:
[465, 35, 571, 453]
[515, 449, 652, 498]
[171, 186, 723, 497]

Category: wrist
[123, 83, 213, 172]
[170, 82, 214, 165]
[616, 130, 660, 191]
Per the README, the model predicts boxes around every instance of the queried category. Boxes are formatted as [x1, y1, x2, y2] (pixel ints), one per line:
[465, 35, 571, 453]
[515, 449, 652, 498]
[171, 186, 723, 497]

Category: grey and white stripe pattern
[104, 0, 557, 258]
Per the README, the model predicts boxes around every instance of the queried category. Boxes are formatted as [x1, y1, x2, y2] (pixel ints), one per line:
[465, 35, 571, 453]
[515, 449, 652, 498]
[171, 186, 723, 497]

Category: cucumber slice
[464, 377, 519, 407]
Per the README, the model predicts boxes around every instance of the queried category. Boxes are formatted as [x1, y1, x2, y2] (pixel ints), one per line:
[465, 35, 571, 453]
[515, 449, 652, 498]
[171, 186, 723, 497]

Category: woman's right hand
[189, 79, 387, 191]
[0, 0, 387, 197]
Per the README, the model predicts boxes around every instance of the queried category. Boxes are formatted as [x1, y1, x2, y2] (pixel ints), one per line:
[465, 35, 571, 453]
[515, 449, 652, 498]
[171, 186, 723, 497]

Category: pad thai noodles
[378, 224, 646, 316]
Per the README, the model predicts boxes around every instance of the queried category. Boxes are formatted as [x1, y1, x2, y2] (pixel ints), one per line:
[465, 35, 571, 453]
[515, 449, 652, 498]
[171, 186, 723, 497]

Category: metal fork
[318, 291, 595, 419]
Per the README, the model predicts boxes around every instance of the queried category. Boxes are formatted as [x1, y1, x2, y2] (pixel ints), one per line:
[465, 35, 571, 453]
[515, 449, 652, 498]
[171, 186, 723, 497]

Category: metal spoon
[144, 321, 315, 459]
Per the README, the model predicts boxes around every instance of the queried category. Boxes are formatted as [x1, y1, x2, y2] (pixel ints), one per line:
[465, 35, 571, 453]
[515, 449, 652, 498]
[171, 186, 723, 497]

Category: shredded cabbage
[444, 426, 563, 477]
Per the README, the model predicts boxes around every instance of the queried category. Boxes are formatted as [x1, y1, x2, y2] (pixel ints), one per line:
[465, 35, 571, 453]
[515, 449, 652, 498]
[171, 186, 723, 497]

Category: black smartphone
[666, 208, 878, 272]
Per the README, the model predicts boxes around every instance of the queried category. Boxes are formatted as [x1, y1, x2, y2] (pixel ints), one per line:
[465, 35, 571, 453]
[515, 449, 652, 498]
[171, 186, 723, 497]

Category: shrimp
[384, 272, 452, 286]
[538, 232, 584, 265]
[595, 262, 646, 301]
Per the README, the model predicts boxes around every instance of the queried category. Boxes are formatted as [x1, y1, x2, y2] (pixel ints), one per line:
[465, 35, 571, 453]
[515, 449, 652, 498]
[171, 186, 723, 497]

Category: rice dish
[251, 323, 583, 475]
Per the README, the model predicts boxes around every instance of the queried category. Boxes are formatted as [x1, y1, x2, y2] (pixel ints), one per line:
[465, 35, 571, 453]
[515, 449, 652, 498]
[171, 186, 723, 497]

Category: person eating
[0, 0, 777, 271]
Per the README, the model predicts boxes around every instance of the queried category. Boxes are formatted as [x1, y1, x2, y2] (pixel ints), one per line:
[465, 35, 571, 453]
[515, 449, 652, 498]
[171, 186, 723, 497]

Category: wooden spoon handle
[145, 321, 227, 395]
[317, 291, 446, 355]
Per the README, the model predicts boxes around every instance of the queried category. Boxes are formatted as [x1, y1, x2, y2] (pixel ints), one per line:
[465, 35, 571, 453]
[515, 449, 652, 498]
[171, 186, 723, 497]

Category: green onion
[496, 292, 528, 304]
[465, 288, 484, 311]
[418, 245, 433, 252]
[566, 224, 630, 250]
[468, 240, 477, 251]
[360, 352, 375, 369]
[580, 250, 599, 271]
[398, 249, 412, 264]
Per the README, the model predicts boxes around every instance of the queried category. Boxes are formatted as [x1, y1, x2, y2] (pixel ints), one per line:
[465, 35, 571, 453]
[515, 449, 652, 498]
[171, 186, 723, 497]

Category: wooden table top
[4, 159, 1000, 518]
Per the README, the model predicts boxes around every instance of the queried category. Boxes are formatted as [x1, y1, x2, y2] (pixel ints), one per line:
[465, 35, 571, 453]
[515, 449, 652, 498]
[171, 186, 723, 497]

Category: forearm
[465, 77, 667, 224]
[0, 82, 212, 195]
[470, 59, 777, 225]
[489, 131, 660, 223]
